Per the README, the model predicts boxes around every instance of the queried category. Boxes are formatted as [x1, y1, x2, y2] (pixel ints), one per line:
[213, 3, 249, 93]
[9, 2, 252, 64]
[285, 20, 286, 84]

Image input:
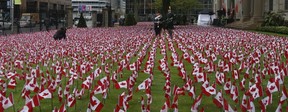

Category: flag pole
[11, 92, 16, 112]
[51, 93, 53, 111]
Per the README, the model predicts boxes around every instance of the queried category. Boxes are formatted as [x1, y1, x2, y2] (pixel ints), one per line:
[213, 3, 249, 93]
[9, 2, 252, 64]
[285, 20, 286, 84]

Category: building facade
[71, 0, 125, 20]
[214, 0, 288, 22]
[0, 0, 71, 21]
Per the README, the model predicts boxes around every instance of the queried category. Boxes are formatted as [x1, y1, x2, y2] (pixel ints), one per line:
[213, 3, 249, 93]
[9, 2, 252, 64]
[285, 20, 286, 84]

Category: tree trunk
[162, 0, 170, 18]
[133, 0, 139, 21]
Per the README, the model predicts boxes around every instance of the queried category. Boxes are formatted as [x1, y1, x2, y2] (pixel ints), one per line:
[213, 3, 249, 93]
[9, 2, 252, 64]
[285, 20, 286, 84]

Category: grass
[3, 25, 288, 112]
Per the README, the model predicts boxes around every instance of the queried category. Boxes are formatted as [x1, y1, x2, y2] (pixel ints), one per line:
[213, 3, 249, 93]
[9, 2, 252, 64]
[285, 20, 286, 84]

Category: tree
[154, 0, 199, 14]
[77, 13, 87, 28]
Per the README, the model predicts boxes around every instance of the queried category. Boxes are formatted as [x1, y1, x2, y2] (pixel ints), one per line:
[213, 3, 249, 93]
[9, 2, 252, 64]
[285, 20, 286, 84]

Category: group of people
[153, 9, 175, 39]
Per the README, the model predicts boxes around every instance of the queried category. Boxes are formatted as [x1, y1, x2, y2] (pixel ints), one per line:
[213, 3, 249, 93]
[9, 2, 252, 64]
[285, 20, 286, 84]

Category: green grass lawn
[2, 26, 288, 112]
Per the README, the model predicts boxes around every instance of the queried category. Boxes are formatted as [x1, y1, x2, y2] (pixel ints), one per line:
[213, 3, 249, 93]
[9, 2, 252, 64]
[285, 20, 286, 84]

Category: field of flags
[0, 22, 288, 112]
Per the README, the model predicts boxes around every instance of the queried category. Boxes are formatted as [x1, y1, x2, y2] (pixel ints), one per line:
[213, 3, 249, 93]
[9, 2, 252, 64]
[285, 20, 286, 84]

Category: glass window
[285, 0, 288, 10]
[269, 0, 273, 11]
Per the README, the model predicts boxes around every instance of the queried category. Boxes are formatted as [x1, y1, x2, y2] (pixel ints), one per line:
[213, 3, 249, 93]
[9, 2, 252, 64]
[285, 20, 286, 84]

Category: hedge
[256, 26, 288, 35]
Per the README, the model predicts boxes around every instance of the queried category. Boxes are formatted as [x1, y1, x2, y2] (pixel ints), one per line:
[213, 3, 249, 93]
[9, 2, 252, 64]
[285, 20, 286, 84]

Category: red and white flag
[160, 98, 170, 112]
[115, 80, 128, 89]
[2, 92, 14, 109]
[259, 95, 272, 112]
[88, 95, 104, 112]
[191, 94, 203, 111]
[67, 94, 76, 107]
[38, 89, 52, 100]
[241, 94, 248, 112]
[7, 78, 16, 89]
[280, 85, 288, 104]
[58, 85, 63, 102]
[213, 91, 223, 108]
[25, 78, 39, 92]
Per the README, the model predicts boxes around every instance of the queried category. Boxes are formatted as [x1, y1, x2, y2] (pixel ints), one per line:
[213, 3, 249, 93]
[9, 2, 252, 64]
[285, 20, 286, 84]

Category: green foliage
[125, 13, 137, 26]
[154, 0, 199, 13]
[77, 13, 87, 28]
[262, 11, 285, 26]
[257, 26, 288, 35]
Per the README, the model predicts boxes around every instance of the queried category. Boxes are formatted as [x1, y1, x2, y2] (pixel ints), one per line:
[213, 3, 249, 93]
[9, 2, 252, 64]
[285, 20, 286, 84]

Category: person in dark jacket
[154, 12, 163, 37]
[53, 27, 67, 40]
[165, 9, 175, 39]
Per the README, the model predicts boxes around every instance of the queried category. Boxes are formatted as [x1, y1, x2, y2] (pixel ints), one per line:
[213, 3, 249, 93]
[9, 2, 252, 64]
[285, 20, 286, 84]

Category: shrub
[77, 13, 87, 28]
[124, 13, 137, 26]
[262, 11, 285, 26]
[257, 26, 288, 35]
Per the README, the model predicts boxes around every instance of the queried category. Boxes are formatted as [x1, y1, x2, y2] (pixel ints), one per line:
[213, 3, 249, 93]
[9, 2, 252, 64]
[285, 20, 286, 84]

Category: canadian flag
[18, 101, 33, 112]
[93, 68, 102, 78]
[160, 98, 170, 112]
[240, 78, 246, 91]
[171, 95, 179, 112]
[275, 102, 282, 112]
[259, 95, 272, 112]
[230, 84, 239, 103]
[191, 94, 203, 111]
[7, 78, 16, 89]
[127, 62, 137, 71]
[240, 94, 248, 112]
[114, 104, 125, 112]
[232, 70, 239, 80]
[58, 85, 63, 102]
[25, 78, 39, 92]
[224, 79, 231, 94]
[38, 89, 52, 100]
[194, 72, 206, 83]
[2, 93, 14, 109]
[280, 85, 288, 104]
[266, 78, 279, 96]
[88, 95, 104, 112]
[223, 97, 236, 112]
[115, 80, 128, 89]
[213, 91, 223, 108]
[136, 78, 151, 92]
[52, 103, 66, 112]
[173, 86, 185, 96]
[67, 94, 76, 107]
[210, 53, 217, 62]
[140, 96, 146, 112]
[91, 85, 105, 95]
[81, 78, 92, 89]
[97, 76, 109, 87]
[201, 81, 216, 96]
[215, 72, 225, 85]
[188, 86, 196, 99]
[247, 97, 255, 112]
[247, 83, 263, 100]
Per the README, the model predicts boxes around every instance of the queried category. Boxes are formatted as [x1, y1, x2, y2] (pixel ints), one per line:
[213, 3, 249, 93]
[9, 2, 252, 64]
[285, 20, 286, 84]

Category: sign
[15, 0, 21, 5]
[78, 5, 86, 12]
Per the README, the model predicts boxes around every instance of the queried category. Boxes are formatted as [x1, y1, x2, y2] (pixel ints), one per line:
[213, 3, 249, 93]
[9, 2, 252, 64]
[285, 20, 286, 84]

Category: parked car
[0, 20, 12, 30]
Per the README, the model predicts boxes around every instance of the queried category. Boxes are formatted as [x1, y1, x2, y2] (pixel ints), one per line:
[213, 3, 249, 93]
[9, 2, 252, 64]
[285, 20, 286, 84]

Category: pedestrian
[53, 27, 67, 40]
[44, 18, 50, 31]
[154, 12, 163, 37]
[165, 9, 175, 39]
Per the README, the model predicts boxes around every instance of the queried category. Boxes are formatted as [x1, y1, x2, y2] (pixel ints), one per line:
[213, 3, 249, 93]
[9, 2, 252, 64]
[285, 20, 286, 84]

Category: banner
[14, 0, 21, 5]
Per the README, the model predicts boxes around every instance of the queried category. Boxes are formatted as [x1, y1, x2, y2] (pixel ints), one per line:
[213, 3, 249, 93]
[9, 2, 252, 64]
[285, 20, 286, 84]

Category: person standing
[154, 12, 163, 37]
[166, 9, 175, 39]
